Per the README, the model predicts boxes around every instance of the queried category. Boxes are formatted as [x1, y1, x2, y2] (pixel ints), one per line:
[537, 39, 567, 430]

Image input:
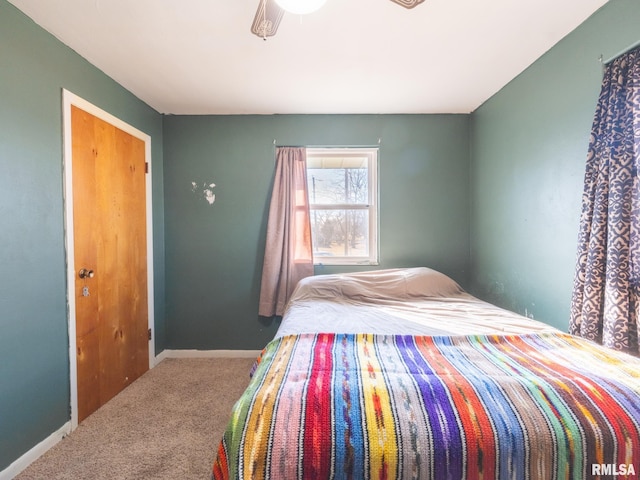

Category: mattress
[276, 268, 558, 338]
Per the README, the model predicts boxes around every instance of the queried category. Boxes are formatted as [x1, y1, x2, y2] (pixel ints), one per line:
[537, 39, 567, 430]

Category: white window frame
[306, 147, 379, 266]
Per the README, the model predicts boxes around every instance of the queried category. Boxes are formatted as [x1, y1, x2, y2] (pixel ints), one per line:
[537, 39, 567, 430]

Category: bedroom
[1, 0, 640, 477]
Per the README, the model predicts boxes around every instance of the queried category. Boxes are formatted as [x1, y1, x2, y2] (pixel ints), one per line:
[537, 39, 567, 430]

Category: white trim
[62, 89, 155, 431]
[155, 349, 261, 364]
[0, 422, 71, 480]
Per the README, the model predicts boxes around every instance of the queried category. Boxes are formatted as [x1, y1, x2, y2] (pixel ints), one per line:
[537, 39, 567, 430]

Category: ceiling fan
[251, 0, 426, 39]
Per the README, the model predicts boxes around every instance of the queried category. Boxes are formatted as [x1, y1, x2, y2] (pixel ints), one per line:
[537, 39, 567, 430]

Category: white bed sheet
[275, 267, 559, 338]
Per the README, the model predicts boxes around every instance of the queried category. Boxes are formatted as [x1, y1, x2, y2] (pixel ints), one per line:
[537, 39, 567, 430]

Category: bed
[212, 268, 640, 479]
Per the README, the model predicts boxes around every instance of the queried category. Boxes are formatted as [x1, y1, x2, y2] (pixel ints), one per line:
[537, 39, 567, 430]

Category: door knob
[78, 268, 95, 279]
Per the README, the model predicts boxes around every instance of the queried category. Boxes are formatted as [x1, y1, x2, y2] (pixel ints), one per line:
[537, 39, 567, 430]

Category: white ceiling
[9, 0, 608, 115]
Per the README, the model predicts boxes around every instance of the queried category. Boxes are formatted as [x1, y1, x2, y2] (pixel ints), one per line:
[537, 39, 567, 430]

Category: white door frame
[61, 89, 155, 430]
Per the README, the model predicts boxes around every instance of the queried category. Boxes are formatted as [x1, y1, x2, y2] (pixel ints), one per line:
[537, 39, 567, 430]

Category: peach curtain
[259, 147, 313, 317]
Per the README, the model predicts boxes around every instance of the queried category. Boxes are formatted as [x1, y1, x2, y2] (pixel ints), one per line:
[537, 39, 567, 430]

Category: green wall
[163, 114, 470, 349]
[0, 1, 165, 471]
[470, 0, 640, 330]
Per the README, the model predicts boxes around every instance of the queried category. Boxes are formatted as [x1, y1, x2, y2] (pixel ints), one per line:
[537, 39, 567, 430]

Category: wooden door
[71, 105, 149, 423]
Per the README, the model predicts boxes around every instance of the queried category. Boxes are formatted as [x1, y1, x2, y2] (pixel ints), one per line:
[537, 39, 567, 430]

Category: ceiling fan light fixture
[274, 0, 327, 15]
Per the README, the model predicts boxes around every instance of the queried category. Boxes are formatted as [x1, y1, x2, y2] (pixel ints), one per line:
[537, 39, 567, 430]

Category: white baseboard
[155, 349, 261, 364]
[0, 422, 71, 480]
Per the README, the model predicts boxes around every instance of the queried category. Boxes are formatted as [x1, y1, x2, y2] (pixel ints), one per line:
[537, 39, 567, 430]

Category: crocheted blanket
[213, 332, 640, 479]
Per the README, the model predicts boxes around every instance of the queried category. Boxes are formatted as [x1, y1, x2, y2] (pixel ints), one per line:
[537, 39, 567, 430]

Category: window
[306, 147, 378, 265]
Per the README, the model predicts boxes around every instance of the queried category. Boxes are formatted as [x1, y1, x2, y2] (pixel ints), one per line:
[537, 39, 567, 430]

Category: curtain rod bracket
[603, 40, 640, 65]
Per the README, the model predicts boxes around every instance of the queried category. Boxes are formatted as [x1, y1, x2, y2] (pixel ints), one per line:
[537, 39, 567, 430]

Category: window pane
[307, 167, 368, 205]
[306, 147, 378, 265]
[311, 209, 369, 258]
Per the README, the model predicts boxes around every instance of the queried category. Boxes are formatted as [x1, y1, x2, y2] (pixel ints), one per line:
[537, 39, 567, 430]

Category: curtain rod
[272, 139, 382, 148]
[603, 39, 640, 65]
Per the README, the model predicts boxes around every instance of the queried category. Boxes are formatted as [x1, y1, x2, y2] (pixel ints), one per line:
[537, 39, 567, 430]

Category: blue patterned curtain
[570, 47, 640, 355]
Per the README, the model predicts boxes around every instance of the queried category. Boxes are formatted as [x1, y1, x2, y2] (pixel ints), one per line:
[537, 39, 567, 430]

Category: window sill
[313, 259, 379, 266]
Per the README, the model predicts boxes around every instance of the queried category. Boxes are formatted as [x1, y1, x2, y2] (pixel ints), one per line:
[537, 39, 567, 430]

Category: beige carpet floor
[16, 357, 256, 480]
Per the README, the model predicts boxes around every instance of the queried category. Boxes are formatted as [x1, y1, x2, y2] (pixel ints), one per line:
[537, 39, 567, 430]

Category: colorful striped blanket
[213, 332, 640, 479]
